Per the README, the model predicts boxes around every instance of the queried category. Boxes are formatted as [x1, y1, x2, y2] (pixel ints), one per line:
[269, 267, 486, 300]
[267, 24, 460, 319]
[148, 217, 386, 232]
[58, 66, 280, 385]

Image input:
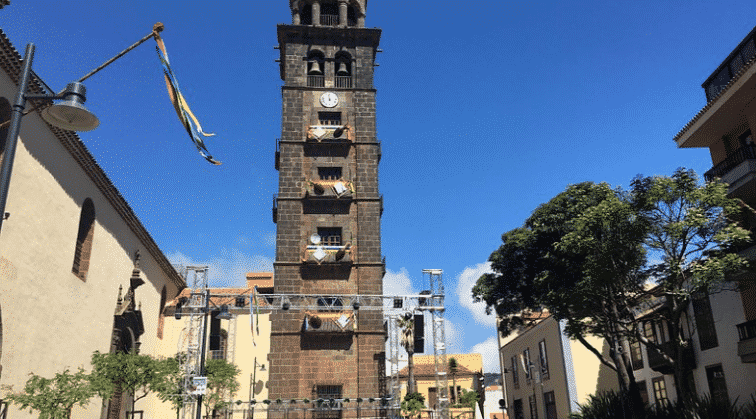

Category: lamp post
[249, 358, 266, 419]
[0, 44, 99, 235]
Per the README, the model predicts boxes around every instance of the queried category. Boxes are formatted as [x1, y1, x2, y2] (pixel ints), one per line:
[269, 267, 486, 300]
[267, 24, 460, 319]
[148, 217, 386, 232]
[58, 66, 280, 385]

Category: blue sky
[3, 1, 754, 372]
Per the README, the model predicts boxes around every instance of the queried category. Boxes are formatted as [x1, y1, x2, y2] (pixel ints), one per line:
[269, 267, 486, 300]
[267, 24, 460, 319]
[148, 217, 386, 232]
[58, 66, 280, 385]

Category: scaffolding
[175, 268, 448, 419]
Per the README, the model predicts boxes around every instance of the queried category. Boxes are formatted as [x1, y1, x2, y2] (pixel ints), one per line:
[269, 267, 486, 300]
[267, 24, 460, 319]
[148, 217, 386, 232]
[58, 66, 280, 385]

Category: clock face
[320, 92, 339, 108]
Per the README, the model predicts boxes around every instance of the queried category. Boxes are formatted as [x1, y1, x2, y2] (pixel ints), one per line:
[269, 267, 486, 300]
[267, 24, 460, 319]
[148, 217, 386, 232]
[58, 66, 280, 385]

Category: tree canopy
[473, 168, 750, 404]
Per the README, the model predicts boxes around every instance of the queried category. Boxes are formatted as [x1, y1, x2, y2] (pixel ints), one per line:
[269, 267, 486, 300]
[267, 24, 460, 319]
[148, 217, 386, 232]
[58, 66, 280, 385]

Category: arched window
[334, 51, 352, 88]
[300, 3, 312, 25]
[347, 5, 357, 26]
[157, 286, 167, 339]
[72, 198, 95, 280]
[307, 50, 325, 87]
[0, 97, 11, 159]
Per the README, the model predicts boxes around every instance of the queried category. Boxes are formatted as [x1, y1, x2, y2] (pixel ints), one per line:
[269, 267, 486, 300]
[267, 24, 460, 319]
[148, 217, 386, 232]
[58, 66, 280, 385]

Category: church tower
[270, 0, 385, 416]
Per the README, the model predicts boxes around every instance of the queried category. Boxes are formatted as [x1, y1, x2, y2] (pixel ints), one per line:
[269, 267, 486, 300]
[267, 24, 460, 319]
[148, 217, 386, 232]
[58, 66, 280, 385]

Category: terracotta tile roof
[166, 273, 274, 308]
[399, 353, 483, 378]
[0, 29, 185, 292]
[673, 47, 756, 144]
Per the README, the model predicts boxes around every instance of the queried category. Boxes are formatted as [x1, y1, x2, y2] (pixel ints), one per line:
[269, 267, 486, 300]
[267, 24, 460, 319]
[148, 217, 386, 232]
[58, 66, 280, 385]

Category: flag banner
[154, 34, 221, 165]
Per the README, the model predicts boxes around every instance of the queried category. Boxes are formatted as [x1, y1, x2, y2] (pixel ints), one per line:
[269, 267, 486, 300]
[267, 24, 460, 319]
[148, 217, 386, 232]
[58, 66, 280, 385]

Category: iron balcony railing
[320, 14, 339, 26]
[737, 319, 756, 341]
[704, 143, 756, 182]
[308, 75, 325, 87]
[335, 75, 352, 88]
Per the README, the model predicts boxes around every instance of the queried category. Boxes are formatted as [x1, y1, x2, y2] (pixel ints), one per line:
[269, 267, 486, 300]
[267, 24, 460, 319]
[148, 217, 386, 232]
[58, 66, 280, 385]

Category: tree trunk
[407, 351, 415, 395]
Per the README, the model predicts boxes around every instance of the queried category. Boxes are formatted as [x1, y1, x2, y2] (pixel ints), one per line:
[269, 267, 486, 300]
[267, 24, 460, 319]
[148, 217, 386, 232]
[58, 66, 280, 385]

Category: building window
[511, 356, 519, 389]
[644, 321, 657, 343]
[528, 394, 538, 419]
[315, 385, 342, 419]
[637, 380, 649, 406]
[693, 292, 719, 351]
[72, 198, 96, 281]
[543, 391, 556, 419]
[513, 399, 524, 419]
[652, 377, 668, 407]
[307, 51, 325, 87]
[706, 364, 730, 407]
[320, 2, 339, 26]
[630, 340, 643, 370]
[318, 112, 342, 126]
[317, 227, 342, 246]
[523, 348, 532, 383]
[538, 340, 549, 380]
[157, 286, 167, 339]
[318, 167, 342, 180]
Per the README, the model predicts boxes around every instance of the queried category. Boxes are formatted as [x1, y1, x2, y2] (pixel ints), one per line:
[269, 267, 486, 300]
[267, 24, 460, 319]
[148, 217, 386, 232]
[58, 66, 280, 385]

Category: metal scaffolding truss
[175, 267, 448, 419]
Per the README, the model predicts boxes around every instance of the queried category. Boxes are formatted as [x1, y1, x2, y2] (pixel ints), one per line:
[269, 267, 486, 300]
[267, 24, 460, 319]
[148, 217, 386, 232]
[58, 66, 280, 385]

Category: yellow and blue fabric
[154, 34, 220, 165]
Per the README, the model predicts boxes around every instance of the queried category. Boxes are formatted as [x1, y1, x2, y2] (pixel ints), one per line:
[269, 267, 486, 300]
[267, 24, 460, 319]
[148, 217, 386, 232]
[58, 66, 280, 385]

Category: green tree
[457, 389, 479, 412]
[90, 351, 167, 417]
[203, 358, 241, 419]
[401, 391, 425, 419]
[2, 368, 95, 419]
[472, 181, 648, 410]
[629, 169, 750, 404]
[153, 354, 187, 419]
[448, 357, 458, 404]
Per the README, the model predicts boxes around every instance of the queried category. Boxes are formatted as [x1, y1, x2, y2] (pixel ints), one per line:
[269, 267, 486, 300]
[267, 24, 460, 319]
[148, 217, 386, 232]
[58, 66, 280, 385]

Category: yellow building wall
[0, 70, 181, 419]
[143, 310, 272, 419]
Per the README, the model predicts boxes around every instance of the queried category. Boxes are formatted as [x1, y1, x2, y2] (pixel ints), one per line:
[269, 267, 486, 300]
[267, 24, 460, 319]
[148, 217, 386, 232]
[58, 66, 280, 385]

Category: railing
[304, 245, 352, 264]
[737, 319, 756, 341]
[647, 340, 696, 373]
[308, 75, 325, 87]
[335, 76, 352, 88]
[320, 14, 339, 26]
[209, 350, 226, 360]
[705, 143, 756, 182]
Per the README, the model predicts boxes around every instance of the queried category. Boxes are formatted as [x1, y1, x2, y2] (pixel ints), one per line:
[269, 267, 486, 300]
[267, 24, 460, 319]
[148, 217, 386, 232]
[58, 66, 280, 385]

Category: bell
[308, 61, 322, 75]
[41, 82, 99, 132]
[336, 62, 349, 75]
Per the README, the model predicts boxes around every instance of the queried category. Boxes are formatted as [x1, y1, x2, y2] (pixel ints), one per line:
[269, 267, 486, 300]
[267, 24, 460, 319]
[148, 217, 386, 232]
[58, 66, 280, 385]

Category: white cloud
[167, 248, 273, 288]
[470, 336, 500, 374]
[383, 267, 418, 296]
[455, 262, 496, 327]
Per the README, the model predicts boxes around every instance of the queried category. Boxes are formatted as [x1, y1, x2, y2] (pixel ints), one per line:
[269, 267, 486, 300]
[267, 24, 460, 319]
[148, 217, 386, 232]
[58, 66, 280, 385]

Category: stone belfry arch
[271, 0, 384, 417]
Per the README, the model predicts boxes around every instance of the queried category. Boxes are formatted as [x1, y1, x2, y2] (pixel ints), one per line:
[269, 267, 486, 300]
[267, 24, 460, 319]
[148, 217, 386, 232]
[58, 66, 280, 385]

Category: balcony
[647, 341, 696, 374]
[737, 319, 756, 363]
[307, 125, 352, 142]
[304, 310, 355, 333]
[320, 14, 339, 27]
[704, 144, 756, 194]
[335, 75, 352, 89]
[307, 74, 325, 88]
[303, 244, 352, 264]
[306, 179, 354, 199]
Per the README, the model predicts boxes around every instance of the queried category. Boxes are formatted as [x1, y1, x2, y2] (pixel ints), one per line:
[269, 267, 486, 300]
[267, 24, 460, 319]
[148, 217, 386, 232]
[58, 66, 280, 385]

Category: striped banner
[154, 33, 221, 165]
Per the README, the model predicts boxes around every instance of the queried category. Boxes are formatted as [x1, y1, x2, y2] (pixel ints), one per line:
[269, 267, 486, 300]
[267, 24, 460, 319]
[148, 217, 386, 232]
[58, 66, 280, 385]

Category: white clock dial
[320, 92, 339, 108]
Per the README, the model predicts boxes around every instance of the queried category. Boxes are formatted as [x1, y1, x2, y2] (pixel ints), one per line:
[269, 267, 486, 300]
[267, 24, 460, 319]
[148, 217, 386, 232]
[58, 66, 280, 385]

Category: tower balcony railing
[335, 75, 352, 88]
[305, 179, 354, 199]
[320, 14, 339, 26]
[737, 319, 756, 363]
[647, 340, 696, 374]
[307, 124, 352, 142]
[307, 74, 325, 87]
[303, 244, 352, 264]
[704, 143, 756, 182]
[304, 310, 356, 332]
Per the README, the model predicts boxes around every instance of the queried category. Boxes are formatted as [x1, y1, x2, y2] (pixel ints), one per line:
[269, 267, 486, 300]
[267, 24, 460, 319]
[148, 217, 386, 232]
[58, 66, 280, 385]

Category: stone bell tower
[269, 0, 385, 417]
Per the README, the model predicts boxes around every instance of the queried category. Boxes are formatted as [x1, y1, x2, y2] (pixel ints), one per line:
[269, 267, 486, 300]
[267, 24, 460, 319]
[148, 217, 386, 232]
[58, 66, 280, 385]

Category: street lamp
[249, 358, 266, 419]
[0, 43, 99, 235]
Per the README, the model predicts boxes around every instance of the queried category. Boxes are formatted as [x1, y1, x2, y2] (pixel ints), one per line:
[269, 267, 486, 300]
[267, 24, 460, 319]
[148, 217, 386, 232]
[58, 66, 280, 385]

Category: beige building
[498, 313, 619, 419]
[0, 28, 185, 419]
[143, 272, 273, 419]
[669, 22, 756, 409]
[399, 353, 484, 419]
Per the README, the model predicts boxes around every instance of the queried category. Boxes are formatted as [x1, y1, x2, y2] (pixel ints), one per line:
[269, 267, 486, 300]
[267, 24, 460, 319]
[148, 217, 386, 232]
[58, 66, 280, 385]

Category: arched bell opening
[307, 50, 326, 87]
[334, 51, 352, 88]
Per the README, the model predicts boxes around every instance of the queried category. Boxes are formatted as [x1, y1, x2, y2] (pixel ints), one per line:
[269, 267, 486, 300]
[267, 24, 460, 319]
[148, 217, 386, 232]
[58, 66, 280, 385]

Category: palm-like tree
[399, 313, 416, 394]
[448, 357, 458, 404]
